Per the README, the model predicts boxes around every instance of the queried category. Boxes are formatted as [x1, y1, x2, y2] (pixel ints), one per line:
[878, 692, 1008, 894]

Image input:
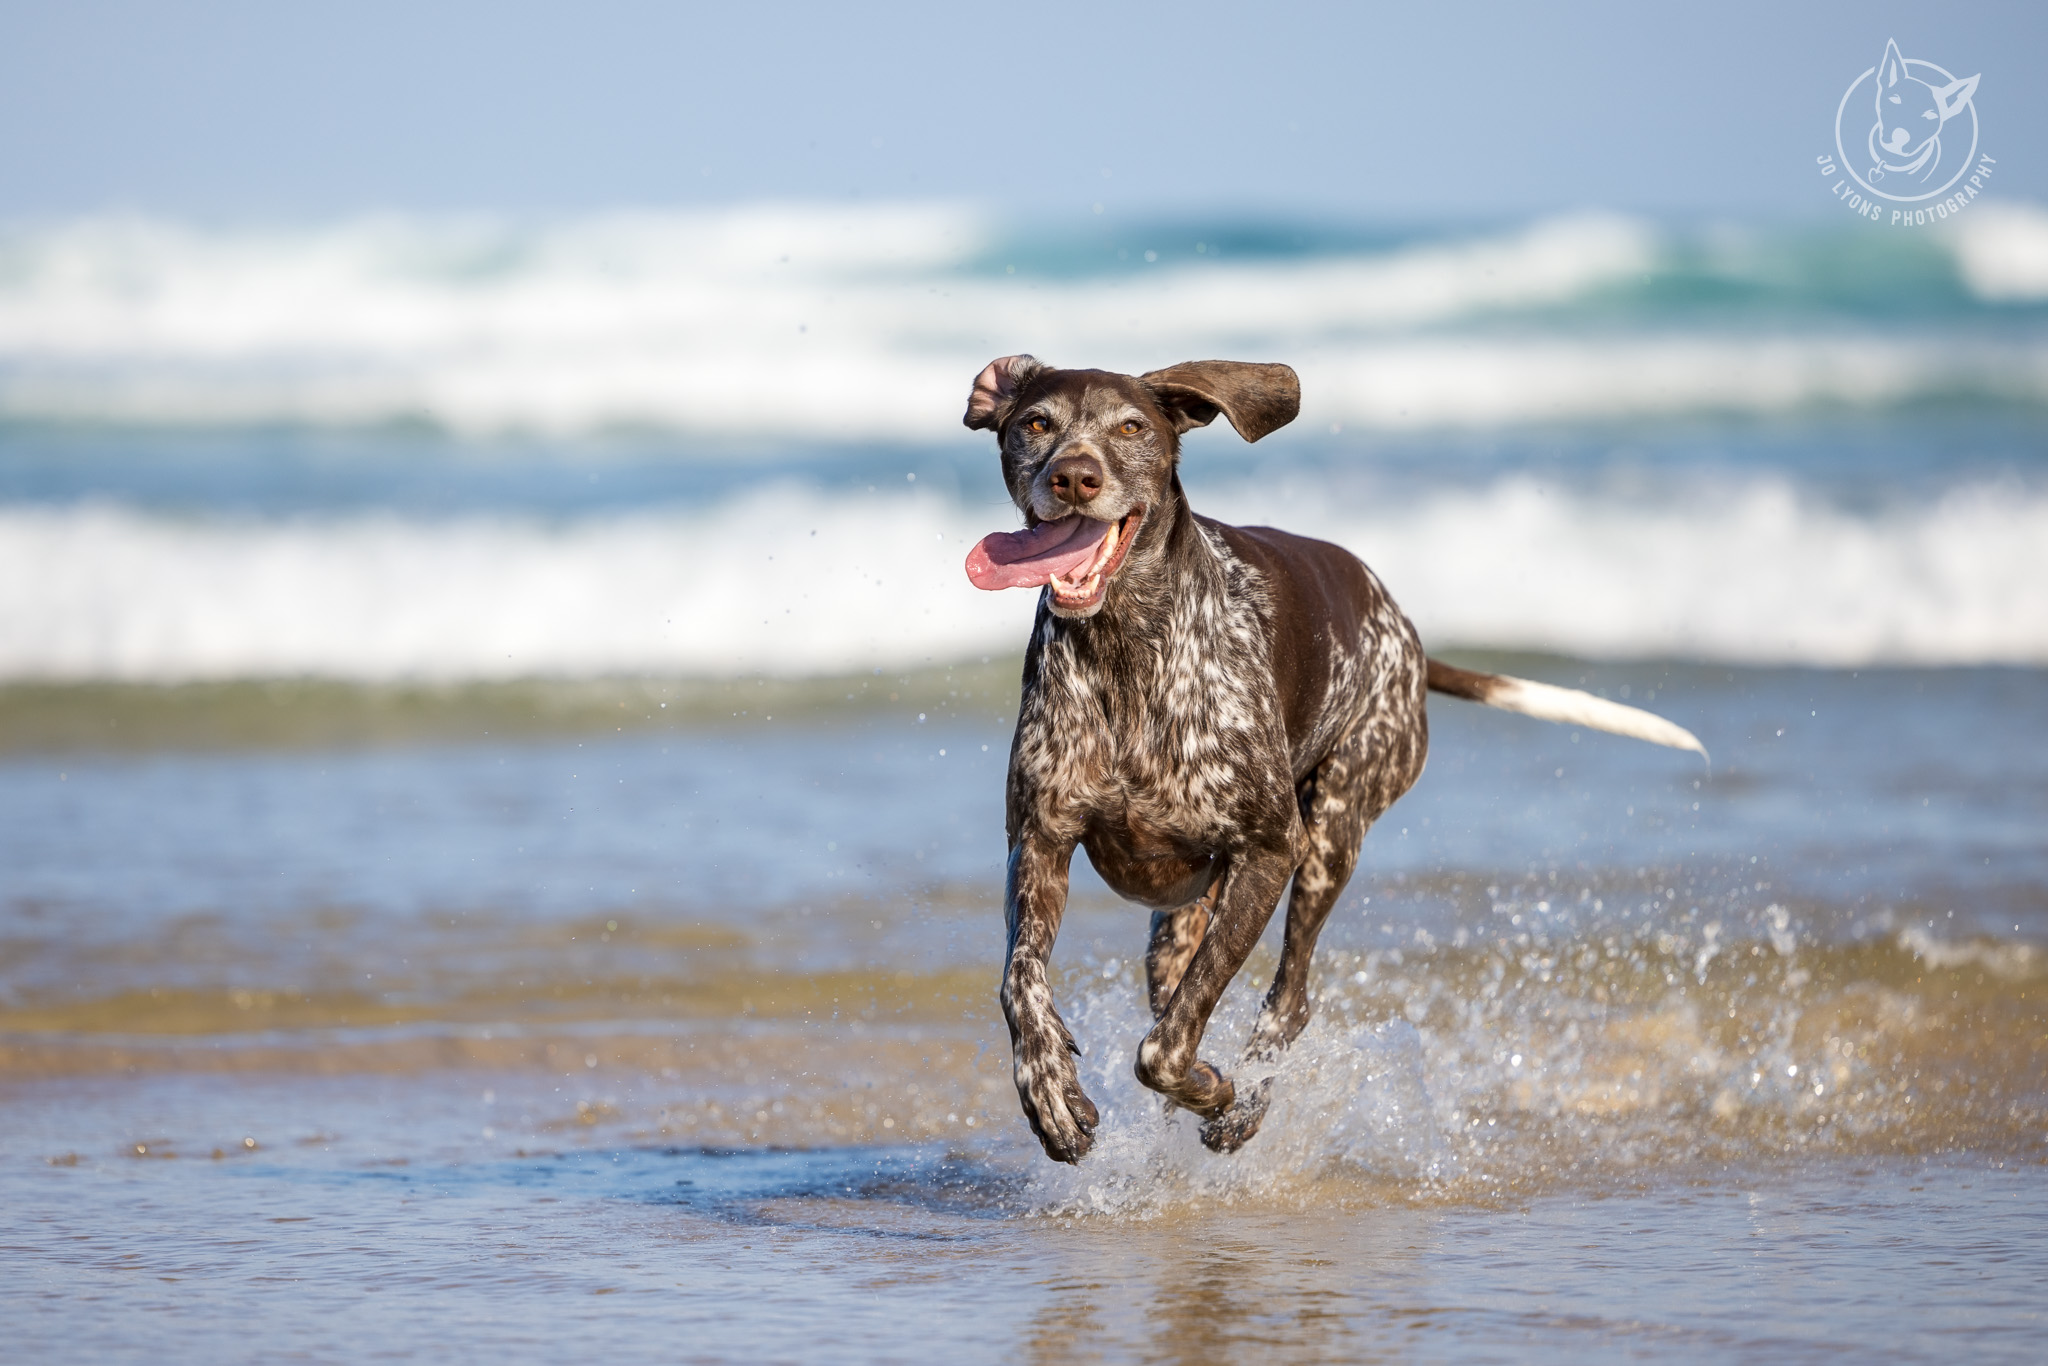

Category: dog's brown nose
[1048, 452, 1104, 506]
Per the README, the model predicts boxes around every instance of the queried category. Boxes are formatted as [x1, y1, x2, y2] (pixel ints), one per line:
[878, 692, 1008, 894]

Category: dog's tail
[1426, 658, 1708, 761]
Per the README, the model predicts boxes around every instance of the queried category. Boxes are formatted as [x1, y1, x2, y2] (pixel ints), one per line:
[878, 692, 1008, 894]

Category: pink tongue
[965, 516, 1110, 591]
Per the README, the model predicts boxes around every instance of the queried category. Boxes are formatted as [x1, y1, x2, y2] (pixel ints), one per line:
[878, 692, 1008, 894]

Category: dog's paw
[1013, 1034, 1099, 1164]
[1015, 1064, 1097, 1163]
[1180, 1059, 1235, 1119]
[1198, 1076, 1272, 1154]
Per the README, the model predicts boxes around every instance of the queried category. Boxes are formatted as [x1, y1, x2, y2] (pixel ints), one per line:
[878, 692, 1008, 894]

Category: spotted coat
[963, 357, 1434, 1164]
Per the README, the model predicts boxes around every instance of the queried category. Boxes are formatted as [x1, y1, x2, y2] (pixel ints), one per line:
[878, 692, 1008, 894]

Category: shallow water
[4, 659, 2045, 1360]
[8, 1082, 2045, 1363]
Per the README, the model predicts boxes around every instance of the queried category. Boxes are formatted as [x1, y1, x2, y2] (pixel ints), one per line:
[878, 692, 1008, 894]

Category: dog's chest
[1016, 555, 1285, 841]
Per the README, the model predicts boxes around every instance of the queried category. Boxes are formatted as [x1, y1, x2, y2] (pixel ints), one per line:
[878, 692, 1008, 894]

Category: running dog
[962, 355, 1705, 1163]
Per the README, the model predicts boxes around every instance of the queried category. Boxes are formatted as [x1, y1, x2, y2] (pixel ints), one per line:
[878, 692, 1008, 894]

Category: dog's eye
[1025, 415, 1049, 434]
[1119, 420, 1143, 436]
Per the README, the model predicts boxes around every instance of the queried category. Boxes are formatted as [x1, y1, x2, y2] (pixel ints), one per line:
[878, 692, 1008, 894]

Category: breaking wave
[2, 205, 2045, 436]
[1950, 202, 2048, 302]
[4, 473, 2046, 680]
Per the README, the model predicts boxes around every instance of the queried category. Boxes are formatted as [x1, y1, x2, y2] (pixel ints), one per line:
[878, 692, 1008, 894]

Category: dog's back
[1208, 518, 1427, 783]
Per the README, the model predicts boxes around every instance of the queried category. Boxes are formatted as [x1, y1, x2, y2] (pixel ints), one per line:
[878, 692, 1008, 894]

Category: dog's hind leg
[1132, 841, 1296, 1134]
[1242, 761, 1371, 1064]
[1205, 713, 1426, 1153]
[1144, 873, 1221, 1020]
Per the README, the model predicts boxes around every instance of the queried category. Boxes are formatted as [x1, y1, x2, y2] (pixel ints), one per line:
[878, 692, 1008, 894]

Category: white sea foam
[1949, 202, 2048, 302]
[3, 205, 2043, 434]
[4, 475, 2046, 680]
[1300, 335, 2048, 427]
[0, 488, 1035, 681]
[1246, 474, 2048, 667]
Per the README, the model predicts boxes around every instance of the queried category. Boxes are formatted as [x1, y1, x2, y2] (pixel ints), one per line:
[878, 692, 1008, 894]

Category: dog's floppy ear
[1139, 360, 1301, 442]
[963, 354, 1048, 431]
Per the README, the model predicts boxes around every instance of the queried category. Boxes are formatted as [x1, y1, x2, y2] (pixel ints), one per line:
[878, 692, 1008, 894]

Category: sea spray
[1023, 976, 1456, 1218]
[1010, 897, 2046, 1216]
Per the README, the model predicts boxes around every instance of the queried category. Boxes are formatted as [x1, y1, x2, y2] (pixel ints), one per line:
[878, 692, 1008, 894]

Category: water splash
[1019, 911, 2047, 1216]
[1024, 980, 1456, 1217]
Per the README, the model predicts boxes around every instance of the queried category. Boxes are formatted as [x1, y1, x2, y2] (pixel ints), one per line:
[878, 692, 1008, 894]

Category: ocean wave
[1256, 474, 2048, 665]
[1949, 202, 2048, 302]
[9, 336, 2041, 437]
[0, 487, 1034, 680]
[3, 206, 2043, 434]
[1298, 335, 2048, 427]
[4, 475, 2045, 681]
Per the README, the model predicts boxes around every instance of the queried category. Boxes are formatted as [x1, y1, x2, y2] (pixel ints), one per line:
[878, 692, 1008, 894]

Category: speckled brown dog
[962, 356, 1704, 1164]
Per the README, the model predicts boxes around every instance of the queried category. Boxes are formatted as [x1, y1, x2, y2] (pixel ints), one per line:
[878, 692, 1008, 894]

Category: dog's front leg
[1000, 832, 1100, 1163]
[1133, 837, 1295, 1151]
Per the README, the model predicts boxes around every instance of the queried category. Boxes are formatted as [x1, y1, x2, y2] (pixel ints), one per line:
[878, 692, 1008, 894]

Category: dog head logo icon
[1836, 39, 1981, 202]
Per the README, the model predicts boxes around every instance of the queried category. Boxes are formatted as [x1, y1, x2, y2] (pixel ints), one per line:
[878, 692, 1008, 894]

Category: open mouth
[1047, 506, 1144, 612]
[963, 505, 1147, 613]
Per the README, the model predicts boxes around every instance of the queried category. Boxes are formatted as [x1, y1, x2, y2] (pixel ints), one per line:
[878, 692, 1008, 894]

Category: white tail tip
[1487, 676, 1709, 761]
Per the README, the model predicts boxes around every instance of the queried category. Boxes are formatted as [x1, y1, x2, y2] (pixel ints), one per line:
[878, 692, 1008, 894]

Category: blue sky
[1, 0, 2042, 218]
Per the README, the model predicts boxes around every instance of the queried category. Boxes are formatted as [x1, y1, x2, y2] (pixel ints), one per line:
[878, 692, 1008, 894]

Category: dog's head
[961, 357, 1299, 618]
[1871, 38, 1978, 166]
